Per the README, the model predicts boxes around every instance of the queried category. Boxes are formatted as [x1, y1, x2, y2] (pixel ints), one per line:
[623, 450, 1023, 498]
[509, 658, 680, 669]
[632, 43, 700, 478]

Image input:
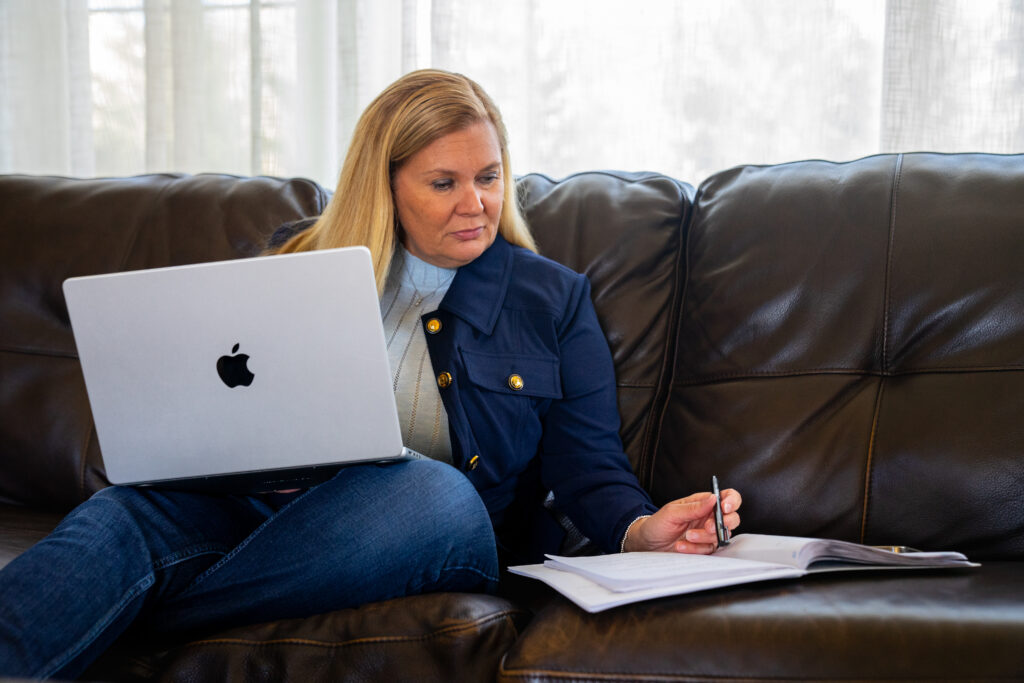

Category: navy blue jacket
[270, 225, 657, 560]
[420, 234, 656, 559]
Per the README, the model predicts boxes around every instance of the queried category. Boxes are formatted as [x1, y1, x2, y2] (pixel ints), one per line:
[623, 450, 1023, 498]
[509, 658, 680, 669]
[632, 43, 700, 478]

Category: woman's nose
[456, 186, 484, 214]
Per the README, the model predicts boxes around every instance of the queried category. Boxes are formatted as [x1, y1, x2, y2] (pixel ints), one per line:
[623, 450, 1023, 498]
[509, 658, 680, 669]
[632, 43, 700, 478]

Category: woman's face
[392, 120, 504, 269]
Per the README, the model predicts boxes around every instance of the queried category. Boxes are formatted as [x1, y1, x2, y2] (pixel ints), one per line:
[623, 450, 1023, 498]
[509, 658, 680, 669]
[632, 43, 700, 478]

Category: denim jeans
[0, 458, 499, 679]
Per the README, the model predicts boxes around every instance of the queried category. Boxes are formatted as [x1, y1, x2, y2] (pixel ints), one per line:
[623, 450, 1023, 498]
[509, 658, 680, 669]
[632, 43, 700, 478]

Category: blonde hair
[272, 69, 536, 292]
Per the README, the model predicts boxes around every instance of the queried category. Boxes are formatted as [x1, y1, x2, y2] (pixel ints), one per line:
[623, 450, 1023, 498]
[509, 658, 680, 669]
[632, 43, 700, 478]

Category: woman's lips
[451, 226, 485, 241]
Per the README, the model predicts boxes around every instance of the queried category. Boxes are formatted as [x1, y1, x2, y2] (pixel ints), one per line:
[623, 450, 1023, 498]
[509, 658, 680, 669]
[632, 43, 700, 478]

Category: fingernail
[723, 502, 733, 513]
[686, 530, 700, 542]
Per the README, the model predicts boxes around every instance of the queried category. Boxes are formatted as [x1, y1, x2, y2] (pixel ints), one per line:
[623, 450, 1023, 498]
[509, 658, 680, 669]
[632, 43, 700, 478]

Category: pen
[712, 475, 731, 546]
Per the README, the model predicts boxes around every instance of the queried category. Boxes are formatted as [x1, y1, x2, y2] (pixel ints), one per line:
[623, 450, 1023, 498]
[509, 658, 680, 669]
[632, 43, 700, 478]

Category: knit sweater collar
[394, 246, 457, 291]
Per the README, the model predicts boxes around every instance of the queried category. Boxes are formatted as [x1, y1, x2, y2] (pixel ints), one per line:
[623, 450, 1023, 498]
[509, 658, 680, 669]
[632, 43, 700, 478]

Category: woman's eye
[478, 173, 500, 185]
[431, 180, 453, 191]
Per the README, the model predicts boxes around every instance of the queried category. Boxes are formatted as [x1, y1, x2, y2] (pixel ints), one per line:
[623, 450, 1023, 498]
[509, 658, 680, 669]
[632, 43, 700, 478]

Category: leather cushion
[657, 153, 1024, 558]
[121, 593, 530, 683]
[500, 562, 1024, 681]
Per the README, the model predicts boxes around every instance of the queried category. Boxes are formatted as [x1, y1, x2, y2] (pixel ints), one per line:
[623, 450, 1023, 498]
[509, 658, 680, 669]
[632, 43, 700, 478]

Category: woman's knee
[408, 461, 496, 555]
[353, 460, 496, 552]
[404, 459, 478, 499]
[393, 460, 490, 523]
[378, 461, 498, 590]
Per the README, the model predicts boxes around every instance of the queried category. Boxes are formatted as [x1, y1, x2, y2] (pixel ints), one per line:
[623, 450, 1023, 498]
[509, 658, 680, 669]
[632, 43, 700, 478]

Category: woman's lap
[153, 458, 499, 632]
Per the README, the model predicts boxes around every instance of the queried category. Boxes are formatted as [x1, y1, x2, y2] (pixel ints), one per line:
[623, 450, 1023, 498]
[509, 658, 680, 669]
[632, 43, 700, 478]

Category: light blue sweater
[380, 248, 456, 462]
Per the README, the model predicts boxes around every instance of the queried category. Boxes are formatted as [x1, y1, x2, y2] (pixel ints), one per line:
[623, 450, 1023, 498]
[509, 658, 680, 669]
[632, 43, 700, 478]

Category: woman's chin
[442, 230, 496, 267]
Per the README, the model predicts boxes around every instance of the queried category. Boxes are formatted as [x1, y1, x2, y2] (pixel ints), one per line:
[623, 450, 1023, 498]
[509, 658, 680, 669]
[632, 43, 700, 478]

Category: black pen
[712, 475, 731, 546]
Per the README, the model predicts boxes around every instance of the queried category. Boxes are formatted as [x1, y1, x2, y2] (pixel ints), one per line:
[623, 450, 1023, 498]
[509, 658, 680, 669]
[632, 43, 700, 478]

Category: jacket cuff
[619, 514, 653, 552]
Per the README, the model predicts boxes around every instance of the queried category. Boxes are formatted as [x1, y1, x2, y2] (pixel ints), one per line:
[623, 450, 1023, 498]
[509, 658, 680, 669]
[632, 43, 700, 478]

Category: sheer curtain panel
[1, 0, 1022, 188]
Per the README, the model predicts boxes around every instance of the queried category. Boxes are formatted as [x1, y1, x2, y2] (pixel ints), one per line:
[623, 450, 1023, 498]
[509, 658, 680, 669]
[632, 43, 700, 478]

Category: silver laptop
[63, 247, 415, 493]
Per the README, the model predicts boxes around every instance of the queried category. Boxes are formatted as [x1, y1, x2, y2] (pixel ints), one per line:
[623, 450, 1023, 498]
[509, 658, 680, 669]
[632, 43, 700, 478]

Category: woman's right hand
[622, 489, 742, 554]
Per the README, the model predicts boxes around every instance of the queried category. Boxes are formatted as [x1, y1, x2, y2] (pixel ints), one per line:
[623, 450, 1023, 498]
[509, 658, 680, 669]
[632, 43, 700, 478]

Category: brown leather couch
[2, 153, 1022, 681]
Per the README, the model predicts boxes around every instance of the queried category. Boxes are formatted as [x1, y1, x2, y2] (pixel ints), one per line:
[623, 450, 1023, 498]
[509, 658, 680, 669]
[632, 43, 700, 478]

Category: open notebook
[509, 533, 977, 612]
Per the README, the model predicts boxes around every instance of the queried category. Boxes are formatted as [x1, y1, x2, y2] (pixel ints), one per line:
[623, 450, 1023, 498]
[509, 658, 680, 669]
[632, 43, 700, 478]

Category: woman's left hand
[622, 489, 742, 554]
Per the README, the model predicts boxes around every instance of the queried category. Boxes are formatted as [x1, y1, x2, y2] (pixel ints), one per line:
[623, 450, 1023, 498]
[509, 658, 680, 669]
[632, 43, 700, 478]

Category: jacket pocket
[460, 349, 562, 399]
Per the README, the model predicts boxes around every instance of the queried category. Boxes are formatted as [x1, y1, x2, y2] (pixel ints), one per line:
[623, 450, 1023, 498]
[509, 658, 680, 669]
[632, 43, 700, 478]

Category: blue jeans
[0, 459, 499, 679]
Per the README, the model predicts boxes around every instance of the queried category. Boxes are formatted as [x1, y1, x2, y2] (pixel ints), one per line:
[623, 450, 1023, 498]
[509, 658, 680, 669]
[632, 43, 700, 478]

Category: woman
[0, 69, 740, 679]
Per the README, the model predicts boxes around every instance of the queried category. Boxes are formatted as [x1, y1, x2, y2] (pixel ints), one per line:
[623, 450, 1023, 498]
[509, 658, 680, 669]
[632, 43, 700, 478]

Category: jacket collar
[439, 233, 514, 335]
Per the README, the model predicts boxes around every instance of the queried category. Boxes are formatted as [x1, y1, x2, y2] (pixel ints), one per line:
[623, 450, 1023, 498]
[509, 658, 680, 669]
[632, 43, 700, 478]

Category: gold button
[507, 374, 524, 391]
[437, 371, 453, 388]
[425, 318, 442, 334]
[468, 454, 480, 470]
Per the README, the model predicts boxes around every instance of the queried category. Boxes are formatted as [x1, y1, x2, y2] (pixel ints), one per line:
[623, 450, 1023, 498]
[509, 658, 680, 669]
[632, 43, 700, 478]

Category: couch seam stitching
[861, 153, 903, 543]
[176, 609, 528, 651]
[881, 154, 902, 373]
[640, 178, 693, 489]
[860, 379, 885, 544]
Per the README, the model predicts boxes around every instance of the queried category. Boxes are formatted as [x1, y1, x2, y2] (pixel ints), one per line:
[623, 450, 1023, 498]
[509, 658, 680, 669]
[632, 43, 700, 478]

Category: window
[2, 0, 1021, 186]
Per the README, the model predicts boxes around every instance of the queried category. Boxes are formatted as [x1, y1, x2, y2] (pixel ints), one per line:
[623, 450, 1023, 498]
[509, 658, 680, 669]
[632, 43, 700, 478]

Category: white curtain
[1, 0, 1022, 189]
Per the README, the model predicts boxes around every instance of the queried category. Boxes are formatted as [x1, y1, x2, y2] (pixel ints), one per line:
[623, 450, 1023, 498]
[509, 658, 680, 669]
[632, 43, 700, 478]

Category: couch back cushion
[657, 153, 1024, 559]
[0, 173, 329, 509]
[517, 171, 693, 479]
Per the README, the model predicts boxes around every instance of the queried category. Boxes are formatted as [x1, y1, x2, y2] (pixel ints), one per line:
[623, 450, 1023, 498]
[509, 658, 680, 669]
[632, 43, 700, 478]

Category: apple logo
[217, 343, 255, 388]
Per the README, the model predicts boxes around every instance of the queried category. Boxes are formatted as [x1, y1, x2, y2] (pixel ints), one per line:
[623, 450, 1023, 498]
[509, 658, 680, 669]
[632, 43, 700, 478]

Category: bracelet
[619, 514, 652, 553]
